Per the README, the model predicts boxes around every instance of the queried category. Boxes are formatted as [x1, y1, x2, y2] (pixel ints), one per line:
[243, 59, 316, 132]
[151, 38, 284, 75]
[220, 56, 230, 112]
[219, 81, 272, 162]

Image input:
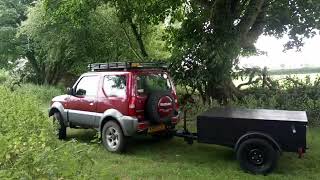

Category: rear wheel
[53, 112, 67, 140]
[236, 138, 279, 174]
[102, 121, 126, 153]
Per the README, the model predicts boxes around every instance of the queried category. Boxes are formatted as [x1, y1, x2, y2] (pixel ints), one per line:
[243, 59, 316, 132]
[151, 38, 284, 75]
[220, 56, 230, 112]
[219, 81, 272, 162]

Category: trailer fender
[234, 132, 282, 154]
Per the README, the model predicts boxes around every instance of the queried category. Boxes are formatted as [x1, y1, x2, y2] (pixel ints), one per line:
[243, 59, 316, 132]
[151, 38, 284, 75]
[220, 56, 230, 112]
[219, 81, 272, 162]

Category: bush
[0, 87, 96, 179]
[15, 84, 63, 105]
[0, 69, 8, 84]
[234, 76, 320, 125]
[181, 76, 320, 126]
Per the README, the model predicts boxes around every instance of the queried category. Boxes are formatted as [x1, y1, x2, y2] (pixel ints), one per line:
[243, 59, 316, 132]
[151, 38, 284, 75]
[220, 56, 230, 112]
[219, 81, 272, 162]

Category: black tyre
[146, 91, 175, 124]
[53, 112, 67, 140]
[236, 138, 279, 174]
[102, 121, 126, 153]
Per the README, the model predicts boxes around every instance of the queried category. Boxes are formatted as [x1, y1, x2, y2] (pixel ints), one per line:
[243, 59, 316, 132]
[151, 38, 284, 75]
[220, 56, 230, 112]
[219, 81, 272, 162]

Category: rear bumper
[137, 115, 180, 132]
[119, 115, 138, 136]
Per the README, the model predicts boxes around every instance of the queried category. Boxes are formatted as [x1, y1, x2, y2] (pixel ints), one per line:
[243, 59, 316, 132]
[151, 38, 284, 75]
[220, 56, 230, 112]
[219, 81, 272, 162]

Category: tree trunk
[128, 18, 148, 58]
[26, 49, 45, 84]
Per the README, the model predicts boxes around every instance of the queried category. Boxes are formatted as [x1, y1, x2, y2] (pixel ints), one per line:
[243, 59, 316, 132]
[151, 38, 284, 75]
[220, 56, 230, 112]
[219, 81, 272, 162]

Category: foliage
[0, 86, 97, 179]
[238, 75, 320, 125]
[0, 69, 8, 84]
[3, 0, 173, 84]
[15, 83, 63, 105]
[168, 0, 320, 102]
[0, 0, 34, 68]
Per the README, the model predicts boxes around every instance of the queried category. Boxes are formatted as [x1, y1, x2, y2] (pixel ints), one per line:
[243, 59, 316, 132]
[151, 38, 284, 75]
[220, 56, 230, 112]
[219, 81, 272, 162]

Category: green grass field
[2, 78, 319, 179]
[64, 126, 319, 179]
[233, 73, 320, 87]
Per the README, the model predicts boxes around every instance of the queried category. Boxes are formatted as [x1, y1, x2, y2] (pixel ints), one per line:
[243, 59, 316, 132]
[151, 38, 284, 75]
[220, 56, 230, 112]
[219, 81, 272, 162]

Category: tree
[0, 0, 34, 68]
[168, 0, 320, 104]
[20, 0, 172, 84]
[109, 0, 182, 59]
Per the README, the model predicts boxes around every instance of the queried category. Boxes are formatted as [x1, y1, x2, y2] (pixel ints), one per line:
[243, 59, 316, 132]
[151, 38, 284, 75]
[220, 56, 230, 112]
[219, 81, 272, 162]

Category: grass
[64, 126, 320, 179]
[6, 81, 318, 179]
[233, 73, 320, 87]
[26, 81, 319, 179]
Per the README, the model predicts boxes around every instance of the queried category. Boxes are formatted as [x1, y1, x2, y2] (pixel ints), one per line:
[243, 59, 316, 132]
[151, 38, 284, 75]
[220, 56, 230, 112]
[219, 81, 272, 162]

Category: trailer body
[197, 108, 308, 153]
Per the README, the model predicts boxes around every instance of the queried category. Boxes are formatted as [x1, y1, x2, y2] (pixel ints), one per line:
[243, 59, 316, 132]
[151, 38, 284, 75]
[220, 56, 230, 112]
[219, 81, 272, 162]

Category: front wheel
[236, 138, 279, 174]
[53, 112, 67, 140]
[102, 121, 126, 153]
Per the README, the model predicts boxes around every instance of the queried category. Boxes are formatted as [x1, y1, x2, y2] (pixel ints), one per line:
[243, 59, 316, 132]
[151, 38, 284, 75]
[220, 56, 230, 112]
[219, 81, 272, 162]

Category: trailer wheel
[236, 138, 279, 174]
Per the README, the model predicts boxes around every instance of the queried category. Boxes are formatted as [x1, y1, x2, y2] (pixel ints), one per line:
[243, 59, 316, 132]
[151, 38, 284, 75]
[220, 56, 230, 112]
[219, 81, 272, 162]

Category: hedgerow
[180, 76, 320, 126]
[0, 87, 96, 179]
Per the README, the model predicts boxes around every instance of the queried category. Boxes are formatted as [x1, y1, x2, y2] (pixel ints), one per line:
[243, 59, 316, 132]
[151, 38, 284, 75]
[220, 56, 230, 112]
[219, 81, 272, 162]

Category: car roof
[82, 69, 168, 76]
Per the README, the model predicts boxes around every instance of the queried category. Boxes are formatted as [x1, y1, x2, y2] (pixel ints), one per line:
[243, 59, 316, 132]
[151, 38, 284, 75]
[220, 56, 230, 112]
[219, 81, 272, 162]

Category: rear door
[67, 75, 100, 127]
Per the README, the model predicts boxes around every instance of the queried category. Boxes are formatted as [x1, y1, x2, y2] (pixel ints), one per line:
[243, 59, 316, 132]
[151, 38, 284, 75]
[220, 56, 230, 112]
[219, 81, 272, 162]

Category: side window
[75, 76, 100, 96]
[103, 75, 127, 98]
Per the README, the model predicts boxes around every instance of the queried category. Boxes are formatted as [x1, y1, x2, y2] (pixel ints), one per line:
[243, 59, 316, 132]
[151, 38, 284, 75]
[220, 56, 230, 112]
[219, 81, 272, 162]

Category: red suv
[49, 62, 180, 152]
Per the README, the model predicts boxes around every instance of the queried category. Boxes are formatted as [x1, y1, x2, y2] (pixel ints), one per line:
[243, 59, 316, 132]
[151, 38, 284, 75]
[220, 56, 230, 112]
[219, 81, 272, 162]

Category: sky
[239, 35, 320, 70]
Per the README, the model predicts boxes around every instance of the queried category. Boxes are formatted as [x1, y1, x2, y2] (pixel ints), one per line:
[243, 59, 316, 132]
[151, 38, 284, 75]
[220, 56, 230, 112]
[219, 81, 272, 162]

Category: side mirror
[66, 87, 74, 95]
[76, 88, 86, 96]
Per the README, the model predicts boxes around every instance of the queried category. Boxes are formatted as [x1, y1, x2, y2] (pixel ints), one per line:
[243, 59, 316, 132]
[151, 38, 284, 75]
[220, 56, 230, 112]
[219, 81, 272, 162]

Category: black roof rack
[88, 62, 168, 71]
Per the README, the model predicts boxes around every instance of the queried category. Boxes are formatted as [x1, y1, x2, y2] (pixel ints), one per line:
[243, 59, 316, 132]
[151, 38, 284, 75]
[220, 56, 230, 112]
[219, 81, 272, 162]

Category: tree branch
[237, 0, 265, 37]
[128, 18, 149, 58]
[195, 0, 214, 9]
[121, 25, 144, 61]
[242, 1, 269, 48]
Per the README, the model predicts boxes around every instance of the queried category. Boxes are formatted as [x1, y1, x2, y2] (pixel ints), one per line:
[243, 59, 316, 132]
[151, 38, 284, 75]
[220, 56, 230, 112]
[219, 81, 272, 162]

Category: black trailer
[175, 107, 308, 174]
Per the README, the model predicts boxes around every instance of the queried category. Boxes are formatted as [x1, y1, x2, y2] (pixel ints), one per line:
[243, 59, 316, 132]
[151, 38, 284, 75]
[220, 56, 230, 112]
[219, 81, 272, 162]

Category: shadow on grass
[65, 128, 236, 167]
[63, 127, 318, 177]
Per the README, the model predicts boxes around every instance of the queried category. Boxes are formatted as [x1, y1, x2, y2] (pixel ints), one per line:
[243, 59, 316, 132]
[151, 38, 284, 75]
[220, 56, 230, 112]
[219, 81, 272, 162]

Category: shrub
[15, 84, 63, 105]
[181, 75, 320, 126]
[0, 87, 96, 179]
[0, 69, 8, 84]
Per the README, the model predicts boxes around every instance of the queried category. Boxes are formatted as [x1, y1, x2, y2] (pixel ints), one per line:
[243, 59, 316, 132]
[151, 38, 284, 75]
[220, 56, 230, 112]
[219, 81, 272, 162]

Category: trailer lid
[199, 107, 308, 122]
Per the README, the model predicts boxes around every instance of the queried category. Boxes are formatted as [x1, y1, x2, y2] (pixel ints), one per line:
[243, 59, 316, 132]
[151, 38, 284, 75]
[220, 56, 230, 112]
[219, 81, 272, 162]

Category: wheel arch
[49, 102, 65, 117]
[100, 116, 122, 132]
[234, 132, 282, 154]
[49, 107, 60, 117]
[49, 102, 68, 126]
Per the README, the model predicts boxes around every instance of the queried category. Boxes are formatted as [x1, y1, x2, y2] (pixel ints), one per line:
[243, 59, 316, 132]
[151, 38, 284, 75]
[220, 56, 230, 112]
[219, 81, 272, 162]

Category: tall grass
[15, 83, 63, 105]
[0, 86, 96, 179]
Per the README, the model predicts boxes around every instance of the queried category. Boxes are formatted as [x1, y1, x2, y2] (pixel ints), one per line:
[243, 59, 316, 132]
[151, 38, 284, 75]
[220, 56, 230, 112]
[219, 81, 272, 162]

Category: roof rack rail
[88, 62, 168, 71]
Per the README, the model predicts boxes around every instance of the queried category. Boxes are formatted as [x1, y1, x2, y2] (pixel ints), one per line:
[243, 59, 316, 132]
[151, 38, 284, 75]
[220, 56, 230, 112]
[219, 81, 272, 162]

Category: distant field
[269, 67, 320, 75]
[234, 73, 320, 87]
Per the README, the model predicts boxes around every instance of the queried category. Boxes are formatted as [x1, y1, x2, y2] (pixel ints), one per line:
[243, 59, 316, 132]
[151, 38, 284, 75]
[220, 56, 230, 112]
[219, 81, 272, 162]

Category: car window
[75, 76, 100, 96]
[137, 73, 171, 94]
[103, 75, 127, 98]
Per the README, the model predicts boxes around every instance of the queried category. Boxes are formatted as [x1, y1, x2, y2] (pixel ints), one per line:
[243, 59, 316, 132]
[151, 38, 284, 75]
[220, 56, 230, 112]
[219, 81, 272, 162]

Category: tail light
[128, 96, 136, 116]
[172, 92, 179, 110]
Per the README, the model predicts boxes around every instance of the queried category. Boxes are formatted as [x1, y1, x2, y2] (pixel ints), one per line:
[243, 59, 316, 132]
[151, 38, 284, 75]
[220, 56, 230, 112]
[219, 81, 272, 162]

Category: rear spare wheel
[146, 91, 176, 124]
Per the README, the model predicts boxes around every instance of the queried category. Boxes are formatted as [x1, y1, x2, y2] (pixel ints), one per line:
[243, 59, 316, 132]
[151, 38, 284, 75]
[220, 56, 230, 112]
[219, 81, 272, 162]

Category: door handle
[89, 102, 94, 106]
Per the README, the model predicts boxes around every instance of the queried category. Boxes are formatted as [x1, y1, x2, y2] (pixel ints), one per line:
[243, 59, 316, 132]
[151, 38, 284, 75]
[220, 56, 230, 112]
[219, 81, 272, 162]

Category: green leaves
[0, 86, 96, 179]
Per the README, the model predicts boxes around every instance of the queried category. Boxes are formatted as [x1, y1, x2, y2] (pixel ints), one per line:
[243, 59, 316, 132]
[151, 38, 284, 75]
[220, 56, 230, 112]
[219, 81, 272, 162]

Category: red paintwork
[52, 69, 180, 131]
